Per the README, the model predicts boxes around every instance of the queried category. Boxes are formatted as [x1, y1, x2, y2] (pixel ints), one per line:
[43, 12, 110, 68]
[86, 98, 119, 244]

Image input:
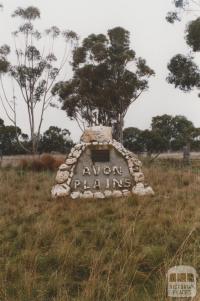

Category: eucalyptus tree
[167, 4, 200, 96]
[39, 126, 73, 153]
[166, 0, 200, 23]
[167, 0, 200, 161]
[53, 27, 154, 142]
[0, 6, 78, 153]
[123, 115, 196, 158]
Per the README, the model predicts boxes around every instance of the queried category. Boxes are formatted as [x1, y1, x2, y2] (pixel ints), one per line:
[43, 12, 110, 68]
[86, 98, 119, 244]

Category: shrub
[18, 159, 29, 170]
[31, 159, 45, 171]
[18, 154, 64, 172]
[40, 154, 56, 171]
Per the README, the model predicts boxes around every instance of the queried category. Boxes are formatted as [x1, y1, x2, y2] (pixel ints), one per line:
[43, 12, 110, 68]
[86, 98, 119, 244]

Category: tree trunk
[31, 131, 37, 155]
[119, 114, 124, 144]
[113, 114, 124, 143]
[183, 142, 190, 164]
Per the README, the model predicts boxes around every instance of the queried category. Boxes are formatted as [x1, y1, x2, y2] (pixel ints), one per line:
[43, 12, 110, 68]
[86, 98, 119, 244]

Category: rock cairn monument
[51, 126, 154, 199]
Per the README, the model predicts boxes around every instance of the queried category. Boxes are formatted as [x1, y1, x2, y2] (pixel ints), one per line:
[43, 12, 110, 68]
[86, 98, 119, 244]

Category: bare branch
[0, 77, 14, 113]
[0, 94, 15, 124]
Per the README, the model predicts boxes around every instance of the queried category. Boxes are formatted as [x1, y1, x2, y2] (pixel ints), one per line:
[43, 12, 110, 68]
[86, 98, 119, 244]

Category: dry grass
[1, 162, 200, 300]
[0, 154, 66, 168]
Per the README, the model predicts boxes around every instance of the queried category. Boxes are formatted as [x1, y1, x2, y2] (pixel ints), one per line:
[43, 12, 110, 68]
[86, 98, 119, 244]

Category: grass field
[1, 161, 200, 300]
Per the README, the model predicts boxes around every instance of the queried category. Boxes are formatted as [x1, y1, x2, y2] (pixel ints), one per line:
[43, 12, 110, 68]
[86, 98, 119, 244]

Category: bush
[40, 154, 56, 171]
[18, 154, 64, 172]
[18, 159, 29, 170]
[31, 159, 45, 172]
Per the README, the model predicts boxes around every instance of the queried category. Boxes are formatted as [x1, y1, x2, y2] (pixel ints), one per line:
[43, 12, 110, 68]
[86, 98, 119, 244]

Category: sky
[0, 0, 200, 141]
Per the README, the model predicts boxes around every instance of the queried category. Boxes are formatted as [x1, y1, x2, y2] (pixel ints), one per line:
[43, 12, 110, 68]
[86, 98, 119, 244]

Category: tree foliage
[53, 27, 154, 142]
[167, 9, 200, 96]
[166, 0, 195, 23]
[186, 17, 200, 51]
[39, 126, 73, 153]
[12, 6, 40, 20]
[123, 127, 143, 153]
[0, 118, 28, 155]
[167, 54, 200, 91]
[0, 117, 73, 155]
[123, 114, 197, 155]
[0, 6, 78, 153]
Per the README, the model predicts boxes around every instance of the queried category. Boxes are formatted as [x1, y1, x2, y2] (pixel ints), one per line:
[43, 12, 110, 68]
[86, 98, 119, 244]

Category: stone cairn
[51, 126, 154, 199]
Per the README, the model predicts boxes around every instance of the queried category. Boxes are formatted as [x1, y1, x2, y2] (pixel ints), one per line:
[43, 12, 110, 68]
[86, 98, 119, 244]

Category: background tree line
[0, 117, 73, 155]
[1, 114, 200, 156]
[123, 114, 200, 156]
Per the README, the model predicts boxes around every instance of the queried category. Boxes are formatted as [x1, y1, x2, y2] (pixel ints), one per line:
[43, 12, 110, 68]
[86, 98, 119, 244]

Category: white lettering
[74, 180, 81, 189]
[104, 166, 112, 175]
[93, 165, 100, 176]
[93, 179, 100, 189]
[113, 166, 122, 175]
[84, 180, 90, 190]
[83, 167, 91, 176]
[124, 179, 131, 188]
[113, 178, 122, 188]
[106, 178, 110, 189]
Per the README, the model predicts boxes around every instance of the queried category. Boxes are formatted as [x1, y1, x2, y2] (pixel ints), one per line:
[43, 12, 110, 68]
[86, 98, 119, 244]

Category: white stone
[71, 191, 80, 199]
[104, 190, 112, 198]
[66, 158, 77, 165]
[70, 165, 75, 172]
[70, 147, 76, 153]
[132, 185, 145, 196]
[56, 170, 69, 184]
[112, 190, 123, 198]
[122, 190, 131, 197]
[144, 186, 155, 196]
[72, 150, 82, 158]
[134, 159, 142, 167]
[69, 172, 74, 178]
[128, 158, 142, 168]
[129, 166, 140, 173]
[59, 163, 70, 171]
[82, 191, 94, 198]
[129, 168, 135, 176]
[67, 178, 71, 185]
[80, 126, 112, 143]
[51, 184, 70, 198]
[128, 160, 134, 167]
[134, 172, 145, 183]
[133, 182, 144, 189]
[132, 183, 154, 196]
[74, 143, 83, 150]
[94, 192, 105, 199]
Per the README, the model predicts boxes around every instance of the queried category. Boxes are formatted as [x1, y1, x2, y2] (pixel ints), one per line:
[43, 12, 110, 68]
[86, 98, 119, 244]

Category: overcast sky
[0, 0, 200, 141]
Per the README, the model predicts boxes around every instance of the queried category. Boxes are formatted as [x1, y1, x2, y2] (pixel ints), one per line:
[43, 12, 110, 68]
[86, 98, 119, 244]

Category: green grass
[0, 163, 200, 300]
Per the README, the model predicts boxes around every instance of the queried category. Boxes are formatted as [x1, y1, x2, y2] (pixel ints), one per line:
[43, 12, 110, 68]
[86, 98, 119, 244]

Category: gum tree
[167, 1, 200, 161]
[167, 10, 200, 96]
[166, 0, 200, 23]
[0, 6, 78, 153]
[53, 27, 154, 143]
